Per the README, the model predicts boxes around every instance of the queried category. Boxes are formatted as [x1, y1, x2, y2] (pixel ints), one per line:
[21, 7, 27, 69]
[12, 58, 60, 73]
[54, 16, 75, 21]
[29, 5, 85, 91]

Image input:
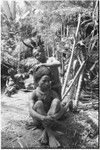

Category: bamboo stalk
[64, 22, 65, 37]
[17, 42, 21, 73]
[62, 14, 81, 96]
[66, 25, 69, 37]
[77, 54, 82, 65]
[61, 16, 63, 39]
[47, 44, 49, 57]
[52, 46, 54, 57]
[75, 14, 81, 38]
[73, 70, 83, 109]
[61, 25, 62, 39]
[61, 53, 64, 84]
[61, 38, 75, 95]
[62, 61, 85, 101]
[92, 0, 98, 19]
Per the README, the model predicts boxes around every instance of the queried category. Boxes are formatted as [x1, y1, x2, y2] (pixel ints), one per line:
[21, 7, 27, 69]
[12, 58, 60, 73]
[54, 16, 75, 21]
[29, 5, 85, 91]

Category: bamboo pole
[46, 42, 49, 57]
[61, 15, 63, 39]
[73, 71, 83, 109]
[61, 14, 81, 96]
[17, 42, 21, 73]
[66, 25, 69, 37]
[61, 38, 75, 95]
[61, 52, 64, 84]
[60, 26, 62, 40]
[62, 61, 85, 101]
[92, 0, 98, 19]
[64, 21, 65, 37]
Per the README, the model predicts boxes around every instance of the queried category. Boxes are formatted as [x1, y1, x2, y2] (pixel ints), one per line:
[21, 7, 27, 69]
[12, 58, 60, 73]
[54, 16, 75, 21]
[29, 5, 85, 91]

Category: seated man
[33, 46, 61, 99]
[5, 68, 17, 96]
[29, 66, 64, 145]
[5, 76, 16, 97]
[14, 72, 25, 89]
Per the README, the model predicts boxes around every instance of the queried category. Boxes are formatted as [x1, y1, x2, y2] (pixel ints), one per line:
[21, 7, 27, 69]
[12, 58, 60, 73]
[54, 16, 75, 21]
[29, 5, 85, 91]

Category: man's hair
[34, 66, 51, 83]
[8, 68, 15, 75]
[33, 46, 44, 57]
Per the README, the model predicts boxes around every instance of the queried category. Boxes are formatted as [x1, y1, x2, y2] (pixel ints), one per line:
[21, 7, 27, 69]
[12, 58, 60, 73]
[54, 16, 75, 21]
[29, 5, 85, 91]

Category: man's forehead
[33, 48, 44, 54]
[41, 75, 50, 80]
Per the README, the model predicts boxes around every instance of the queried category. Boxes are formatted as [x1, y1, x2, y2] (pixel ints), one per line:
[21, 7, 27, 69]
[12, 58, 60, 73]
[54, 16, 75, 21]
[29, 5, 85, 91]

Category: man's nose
[45, 82, 50, 85]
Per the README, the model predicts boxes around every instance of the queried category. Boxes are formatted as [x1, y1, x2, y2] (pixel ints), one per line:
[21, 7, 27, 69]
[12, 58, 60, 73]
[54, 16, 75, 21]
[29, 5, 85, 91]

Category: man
[33, 46, 61, 99]
[29, 66, 64, 145]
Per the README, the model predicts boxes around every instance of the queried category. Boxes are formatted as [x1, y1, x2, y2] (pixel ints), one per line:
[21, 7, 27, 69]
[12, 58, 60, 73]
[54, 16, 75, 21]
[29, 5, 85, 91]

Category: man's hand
[41, 116, 54, 127]
[35, 63, 44, 70]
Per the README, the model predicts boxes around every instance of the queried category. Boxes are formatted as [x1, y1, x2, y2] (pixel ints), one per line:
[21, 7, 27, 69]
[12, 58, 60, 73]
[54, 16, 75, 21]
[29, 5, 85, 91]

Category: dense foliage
[1, 0, 98, 96]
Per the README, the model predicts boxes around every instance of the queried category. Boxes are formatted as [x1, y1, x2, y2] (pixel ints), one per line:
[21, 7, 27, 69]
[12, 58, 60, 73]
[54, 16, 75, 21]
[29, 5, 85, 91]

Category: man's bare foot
[38, 130, 48, 145]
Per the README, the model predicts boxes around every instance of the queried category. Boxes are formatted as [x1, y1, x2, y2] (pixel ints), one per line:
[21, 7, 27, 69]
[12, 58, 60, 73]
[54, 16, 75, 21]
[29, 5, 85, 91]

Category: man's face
[38, 75, 51, 91]
[34, 48, 45, 61]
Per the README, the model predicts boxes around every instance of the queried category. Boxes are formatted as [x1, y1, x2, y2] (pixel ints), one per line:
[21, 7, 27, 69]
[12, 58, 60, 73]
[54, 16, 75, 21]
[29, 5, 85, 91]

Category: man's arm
[29, 91, 45, 121]
[44, 57, 61, 67]
[35, 57, 61, 68]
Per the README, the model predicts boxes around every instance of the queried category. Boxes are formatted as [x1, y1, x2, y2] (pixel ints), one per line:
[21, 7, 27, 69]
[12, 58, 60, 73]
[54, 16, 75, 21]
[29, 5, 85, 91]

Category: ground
[1, 90, 99, 149]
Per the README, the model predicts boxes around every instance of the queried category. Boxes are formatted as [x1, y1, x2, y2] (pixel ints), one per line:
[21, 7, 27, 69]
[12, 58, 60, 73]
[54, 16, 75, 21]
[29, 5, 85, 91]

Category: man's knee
[51, 99, 60, 107]
[34, 100, 44, 110]
[48, 99, 61, 115]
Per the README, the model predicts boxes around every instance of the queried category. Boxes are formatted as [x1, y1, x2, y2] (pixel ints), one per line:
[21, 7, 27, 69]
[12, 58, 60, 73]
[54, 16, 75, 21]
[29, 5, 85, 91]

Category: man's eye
[43, 80, 47, 83]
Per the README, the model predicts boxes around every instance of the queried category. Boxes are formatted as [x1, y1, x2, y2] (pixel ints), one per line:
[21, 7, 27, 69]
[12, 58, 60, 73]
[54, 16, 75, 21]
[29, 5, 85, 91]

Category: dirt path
[1, 91, 99, 148]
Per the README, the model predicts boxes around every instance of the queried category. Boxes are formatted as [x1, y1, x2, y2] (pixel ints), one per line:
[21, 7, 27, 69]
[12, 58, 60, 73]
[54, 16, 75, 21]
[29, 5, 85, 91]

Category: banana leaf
[2, 1, 12, 19]
[10, 1, 16, 20]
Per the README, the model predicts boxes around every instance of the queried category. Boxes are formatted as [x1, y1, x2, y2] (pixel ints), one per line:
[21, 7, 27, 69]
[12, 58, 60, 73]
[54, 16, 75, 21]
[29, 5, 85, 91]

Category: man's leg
[34, 101, 48, 145]
[34, 100, 46, 116]
[47, 99, 61, 116]
[27, 100, 46, 129]
[47, 99, 65, 133]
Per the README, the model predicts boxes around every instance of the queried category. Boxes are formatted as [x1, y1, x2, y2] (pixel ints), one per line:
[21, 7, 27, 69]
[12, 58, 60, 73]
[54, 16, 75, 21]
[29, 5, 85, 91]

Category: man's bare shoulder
[47, 57, 58, 63]
[51, 90, 59, 99]
[46, 57, 61, 67]
[30, 89, 37, 99]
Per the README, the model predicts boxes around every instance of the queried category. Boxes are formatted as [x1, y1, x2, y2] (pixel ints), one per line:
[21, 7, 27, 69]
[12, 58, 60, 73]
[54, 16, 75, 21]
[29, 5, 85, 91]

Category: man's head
[33, 46, 45, 62]
[34, 66, 51, 91]
[38, 75, 51, 91]
[8, 68, 15, 76]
